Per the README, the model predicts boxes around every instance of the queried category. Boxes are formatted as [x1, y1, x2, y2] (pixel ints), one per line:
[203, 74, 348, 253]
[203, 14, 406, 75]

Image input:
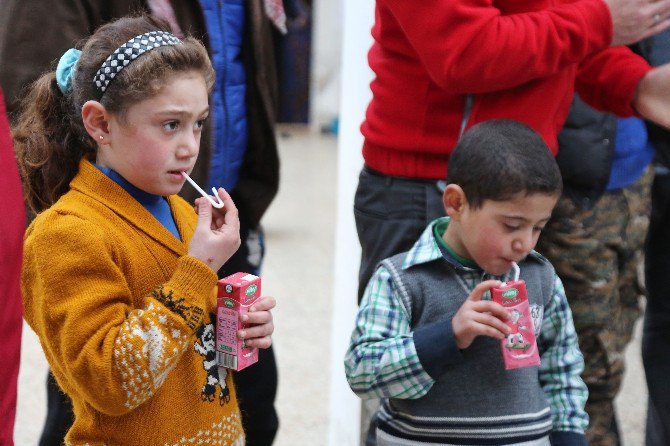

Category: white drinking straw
[181, 171, 225, 208]
[512, 262, 520, 282]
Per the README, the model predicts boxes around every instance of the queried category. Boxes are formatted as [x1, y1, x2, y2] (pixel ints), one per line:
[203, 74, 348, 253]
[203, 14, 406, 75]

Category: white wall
[327, 0, 375, 445]
[310, 0, 343, 128]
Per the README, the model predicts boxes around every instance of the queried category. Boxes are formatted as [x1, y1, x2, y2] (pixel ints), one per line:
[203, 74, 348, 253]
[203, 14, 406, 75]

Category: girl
[14, 15, 274, 445]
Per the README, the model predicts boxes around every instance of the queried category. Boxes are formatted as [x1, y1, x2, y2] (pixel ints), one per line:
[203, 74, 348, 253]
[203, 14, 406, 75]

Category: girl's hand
[188, 188, 241, 272]
[238, 296, 275, 349]
[452, 280, 511, 350]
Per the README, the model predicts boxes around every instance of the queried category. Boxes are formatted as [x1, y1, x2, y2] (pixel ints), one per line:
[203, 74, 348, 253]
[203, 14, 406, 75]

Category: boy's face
[443, 187, 558, 276]
[97, 71, 209, 196]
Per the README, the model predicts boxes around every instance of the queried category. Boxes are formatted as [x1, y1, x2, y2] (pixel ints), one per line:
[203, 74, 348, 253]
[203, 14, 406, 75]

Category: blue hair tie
[56, 48, 82, 94]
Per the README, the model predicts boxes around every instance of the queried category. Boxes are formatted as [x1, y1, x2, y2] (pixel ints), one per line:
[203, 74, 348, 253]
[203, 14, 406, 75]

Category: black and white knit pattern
[93, 31, 181, 96]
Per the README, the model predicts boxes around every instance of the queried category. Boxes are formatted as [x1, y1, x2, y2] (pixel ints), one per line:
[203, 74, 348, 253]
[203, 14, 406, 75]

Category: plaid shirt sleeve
[538, 274, 589, 433]
[344, 265, 435, 400]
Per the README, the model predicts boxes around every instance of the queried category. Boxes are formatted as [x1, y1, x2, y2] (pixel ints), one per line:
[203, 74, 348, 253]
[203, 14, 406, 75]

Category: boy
[345, 120, 588, 446]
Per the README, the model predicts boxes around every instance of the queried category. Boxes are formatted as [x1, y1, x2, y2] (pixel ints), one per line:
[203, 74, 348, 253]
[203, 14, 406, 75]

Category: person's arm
[630, 63, 670, 129]
[572, 42, 670, 132]
[575, 45, 651, 117]
[344, 265, 463, 399]
[0, 88, 24, 446]
[378, 0, 614, 94]
[605, 0, 670, 46]
[537, 274, 589, 446]
[23, 214, 218, 416]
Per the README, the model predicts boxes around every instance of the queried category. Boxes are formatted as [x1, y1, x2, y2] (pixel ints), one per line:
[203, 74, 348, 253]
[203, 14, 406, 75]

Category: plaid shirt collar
[402, 217, 483, 272]
[402, 217, 446, 269]
[407, 217, 545, 281]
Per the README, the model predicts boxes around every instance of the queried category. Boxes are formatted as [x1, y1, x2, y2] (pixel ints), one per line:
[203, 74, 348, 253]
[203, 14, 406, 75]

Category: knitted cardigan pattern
[22, 159, 244, 446]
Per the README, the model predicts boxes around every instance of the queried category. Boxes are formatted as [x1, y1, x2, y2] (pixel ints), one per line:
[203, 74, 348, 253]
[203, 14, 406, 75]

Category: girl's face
[97, 71, 209, 196]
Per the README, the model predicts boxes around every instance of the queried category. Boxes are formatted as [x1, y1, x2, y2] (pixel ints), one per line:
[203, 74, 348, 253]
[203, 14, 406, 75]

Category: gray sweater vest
[378, 252, 556, 444]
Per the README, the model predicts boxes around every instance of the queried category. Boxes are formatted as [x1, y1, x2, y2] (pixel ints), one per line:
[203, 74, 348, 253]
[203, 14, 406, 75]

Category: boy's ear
[443, 184, 467, 220]
[81, 100, 111, 143]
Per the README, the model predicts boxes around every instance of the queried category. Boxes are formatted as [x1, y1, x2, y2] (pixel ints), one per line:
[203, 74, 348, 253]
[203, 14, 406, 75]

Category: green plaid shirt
[345, 217, 589, 433]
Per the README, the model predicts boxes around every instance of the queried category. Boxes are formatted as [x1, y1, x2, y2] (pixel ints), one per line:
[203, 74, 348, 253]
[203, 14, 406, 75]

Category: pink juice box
[490, 269, 540, 370]
[216, 272, 261, 371]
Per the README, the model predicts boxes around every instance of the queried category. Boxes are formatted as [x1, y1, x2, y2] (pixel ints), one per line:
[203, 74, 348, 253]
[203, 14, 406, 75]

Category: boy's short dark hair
[446, 120, 562, 208]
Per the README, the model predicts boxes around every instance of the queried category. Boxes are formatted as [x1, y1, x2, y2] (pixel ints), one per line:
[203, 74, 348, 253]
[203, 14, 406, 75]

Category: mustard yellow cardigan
[22, 159, 244, 445]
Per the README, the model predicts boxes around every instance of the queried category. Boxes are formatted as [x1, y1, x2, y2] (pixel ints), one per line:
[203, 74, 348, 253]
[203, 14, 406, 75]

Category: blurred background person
[538, 92, 654, 445]
[638, 28, 670, 446]
[0, 86, 25, 446]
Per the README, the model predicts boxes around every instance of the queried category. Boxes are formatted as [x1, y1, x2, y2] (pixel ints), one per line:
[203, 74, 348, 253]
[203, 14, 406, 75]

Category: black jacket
[556, 94, 617, 209]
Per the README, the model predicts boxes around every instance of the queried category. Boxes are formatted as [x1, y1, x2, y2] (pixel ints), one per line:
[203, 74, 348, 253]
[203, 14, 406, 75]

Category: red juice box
[490, 264, 540, 370]
[216, 272, 261, 371]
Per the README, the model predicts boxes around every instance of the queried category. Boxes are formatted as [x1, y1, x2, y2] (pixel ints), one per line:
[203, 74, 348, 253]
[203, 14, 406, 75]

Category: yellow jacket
[22, 159, 243, 445]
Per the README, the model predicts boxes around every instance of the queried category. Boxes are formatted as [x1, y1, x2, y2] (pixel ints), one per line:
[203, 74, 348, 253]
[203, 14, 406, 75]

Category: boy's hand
[189, 188, 241, 272]
[238, 296, 275, 349]
[452, 280, 511, 350]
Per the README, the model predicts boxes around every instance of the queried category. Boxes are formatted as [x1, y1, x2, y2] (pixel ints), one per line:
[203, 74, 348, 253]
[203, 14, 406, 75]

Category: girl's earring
[99, 135, 104, 141]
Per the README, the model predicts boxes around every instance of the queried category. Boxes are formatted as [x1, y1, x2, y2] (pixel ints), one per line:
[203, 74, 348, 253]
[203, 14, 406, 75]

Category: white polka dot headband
[93, 31, 181, 98]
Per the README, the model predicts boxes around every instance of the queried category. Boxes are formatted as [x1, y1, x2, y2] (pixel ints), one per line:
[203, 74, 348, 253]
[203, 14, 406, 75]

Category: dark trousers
[221, 224, 279, 446]
[643, 169, 670, 446]
[40, 223, 279, 446]
[39, 373, 72, 446]
[354, 167, 445, 301]
[354, 166, 445, 445]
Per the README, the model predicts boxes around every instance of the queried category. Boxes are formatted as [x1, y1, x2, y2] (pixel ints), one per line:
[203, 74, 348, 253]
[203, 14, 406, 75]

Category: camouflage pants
[536, 168, 652, 446]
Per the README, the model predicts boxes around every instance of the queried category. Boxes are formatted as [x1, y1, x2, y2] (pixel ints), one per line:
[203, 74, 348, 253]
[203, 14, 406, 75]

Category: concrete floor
[14, 126, 647, 445]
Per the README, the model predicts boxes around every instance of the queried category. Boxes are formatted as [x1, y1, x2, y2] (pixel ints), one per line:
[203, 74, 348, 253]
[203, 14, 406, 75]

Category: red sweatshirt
[361, 0, 652, 179]
[0, 88, 24, 446]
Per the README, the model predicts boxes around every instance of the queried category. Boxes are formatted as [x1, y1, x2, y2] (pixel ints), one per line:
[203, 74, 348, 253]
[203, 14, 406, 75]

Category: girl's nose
[177, 132, 199, 158]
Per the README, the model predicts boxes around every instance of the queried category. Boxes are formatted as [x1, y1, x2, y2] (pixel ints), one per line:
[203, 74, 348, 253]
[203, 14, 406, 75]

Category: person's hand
[604, 0, 670, 46]
[634, 64, 670, 129]
[238, 296, 275, 349]
[188, 188, 241, 272]
[452, 280, 511, 350]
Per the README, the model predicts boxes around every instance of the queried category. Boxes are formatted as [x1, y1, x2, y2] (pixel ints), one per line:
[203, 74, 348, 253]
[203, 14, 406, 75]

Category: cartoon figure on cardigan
[195, 318, 231, 406]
